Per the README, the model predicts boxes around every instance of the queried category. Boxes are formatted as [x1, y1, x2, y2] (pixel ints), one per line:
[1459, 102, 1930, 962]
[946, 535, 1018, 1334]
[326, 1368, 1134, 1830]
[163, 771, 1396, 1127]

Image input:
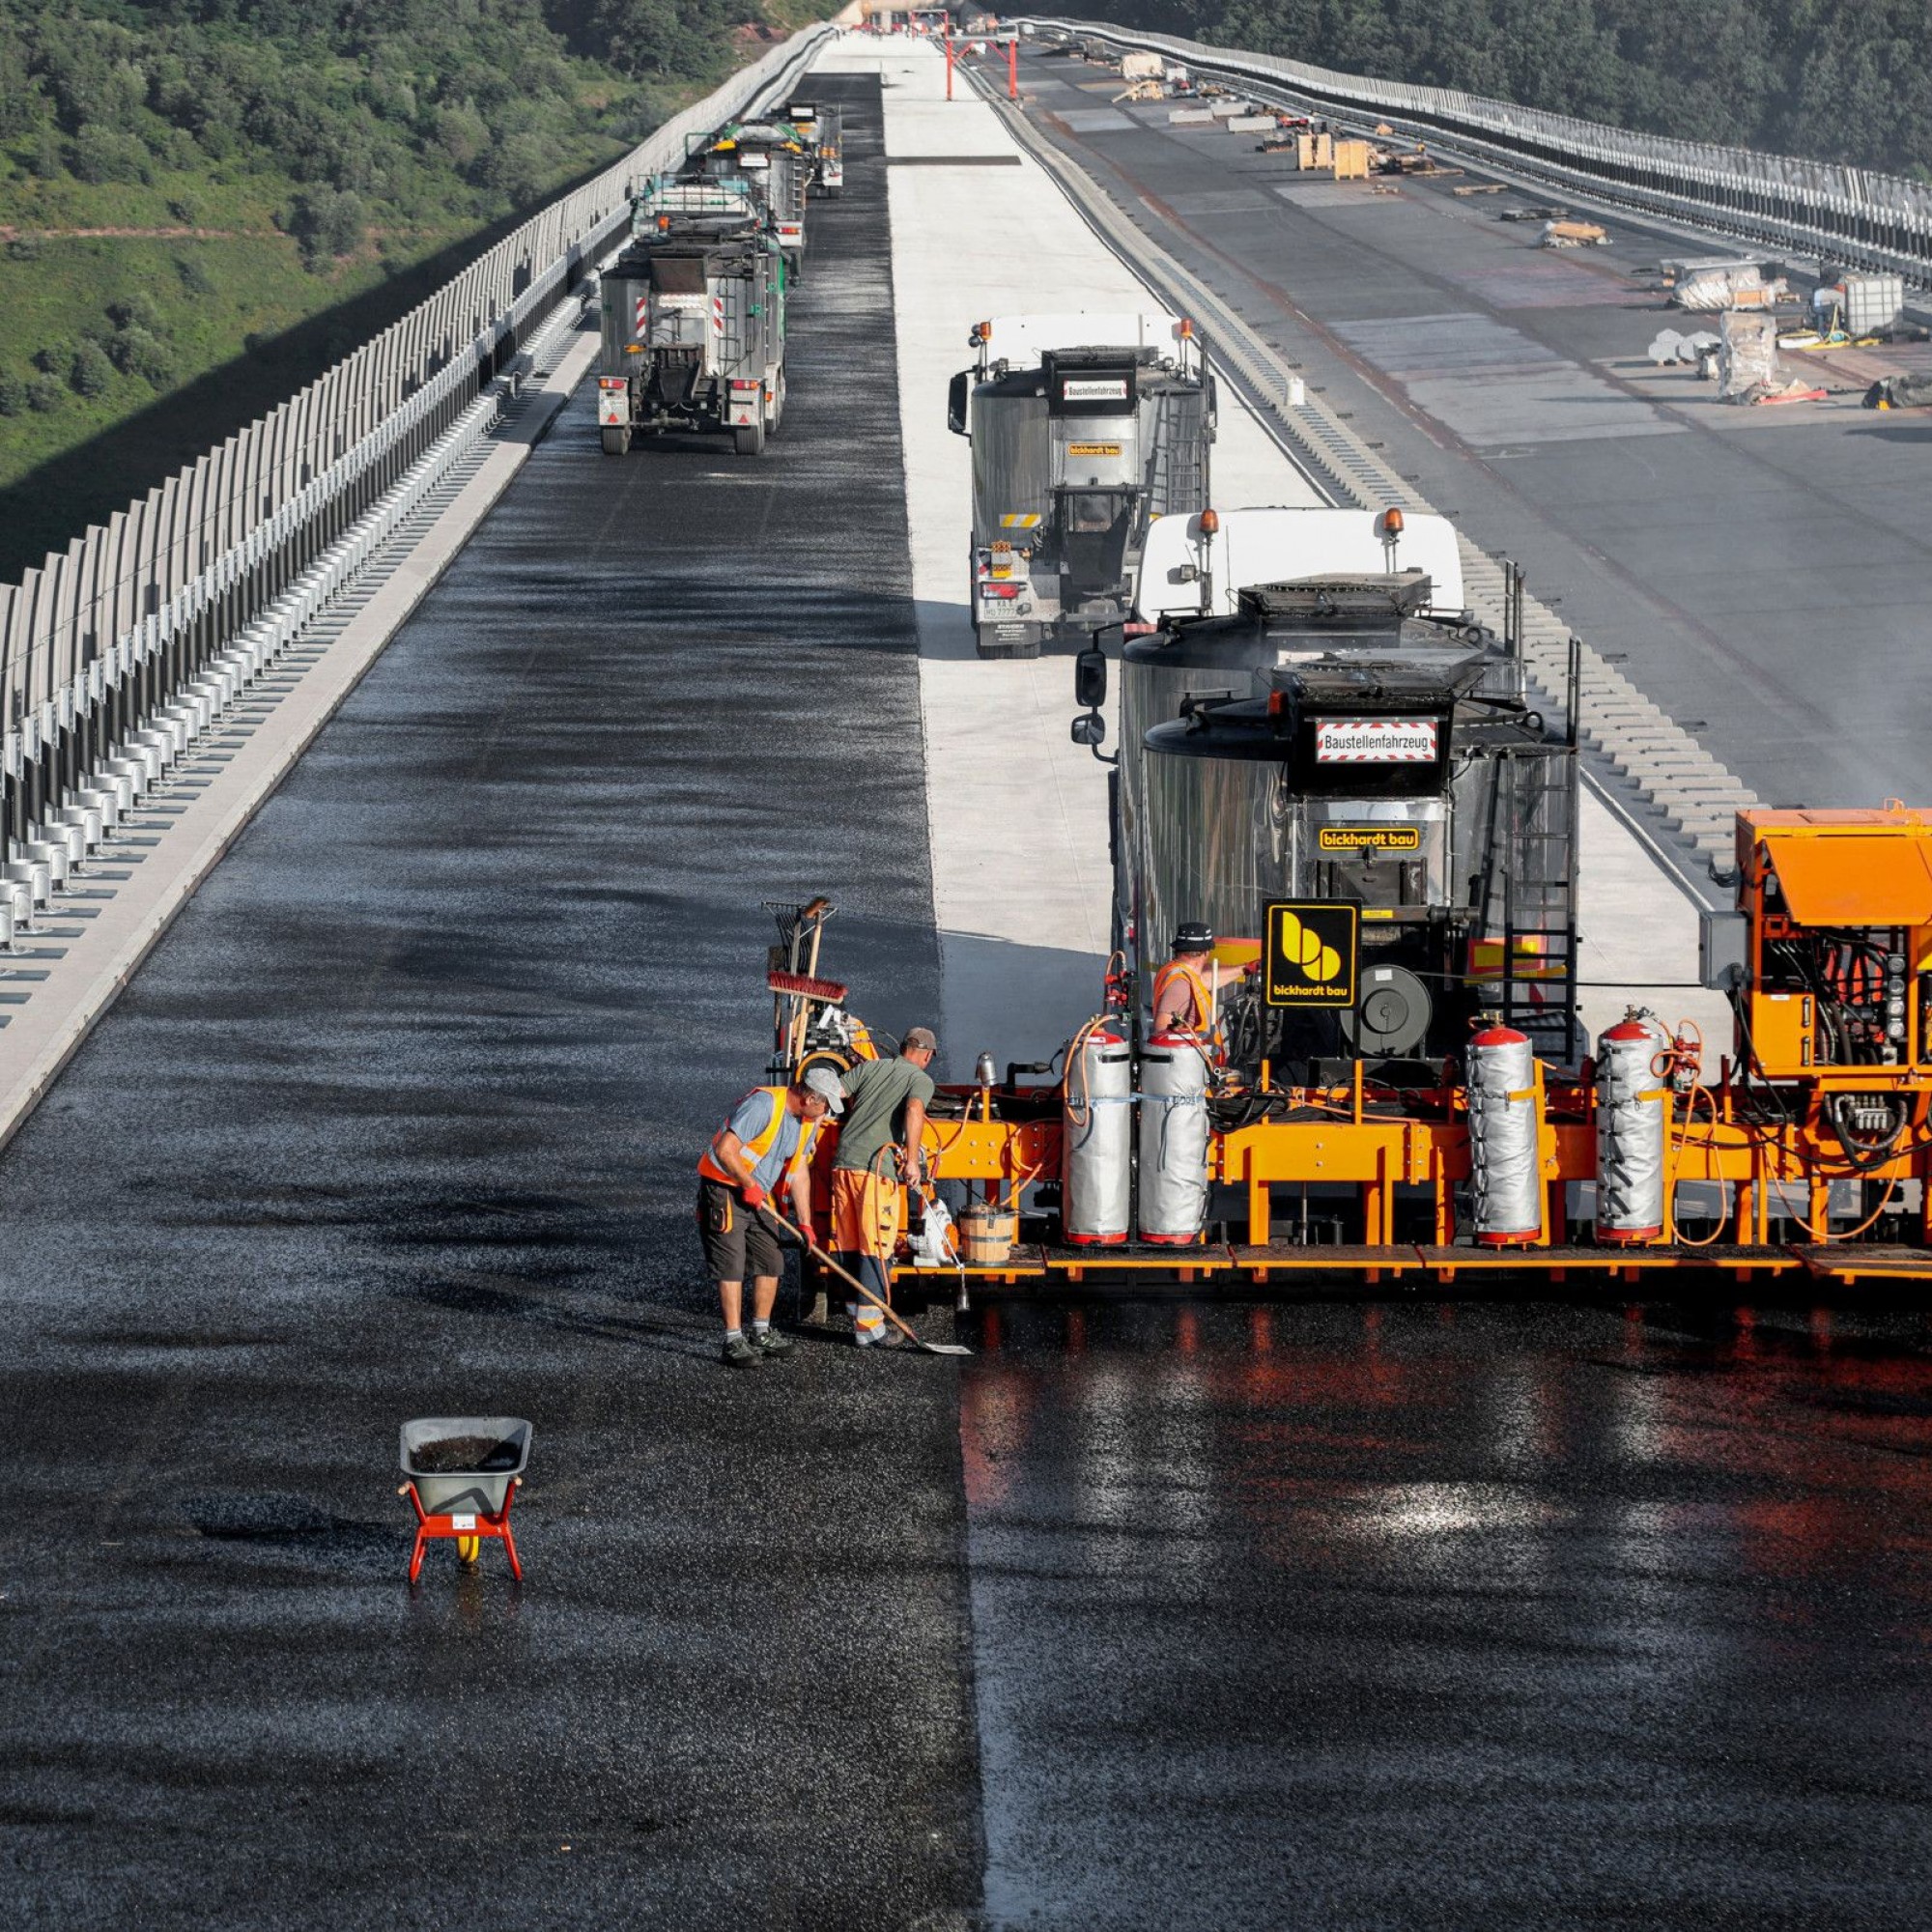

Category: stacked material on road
[1864, 371, 1932, 410]
[1542, 218, 1608, 248]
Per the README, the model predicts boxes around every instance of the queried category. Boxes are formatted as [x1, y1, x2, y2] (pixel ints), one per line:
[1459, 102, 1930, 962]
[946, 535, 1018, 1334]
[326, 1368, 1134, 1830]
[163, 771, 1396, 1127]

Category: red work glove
[796, 1218, 816, 1250]
[741, 1182, 768, 1212]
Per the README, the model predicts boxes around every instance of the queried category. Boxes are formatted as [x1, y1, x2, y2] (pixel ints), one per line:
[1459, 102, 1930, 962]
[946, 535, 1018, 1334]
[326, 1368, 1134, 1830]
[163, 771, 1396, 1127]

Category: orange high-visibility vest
[1152, 957, 1216, 1034]
[697, 1087, 818, 1187]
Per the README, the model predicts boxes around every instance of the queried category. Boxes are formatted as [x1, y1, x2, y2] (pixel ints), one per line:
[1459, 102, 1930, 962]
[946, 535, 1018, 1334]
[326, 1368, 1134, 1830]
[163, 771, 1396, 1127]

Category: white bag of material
[1718, 311, 1779, 400]
[1675, 265, 1761, 311]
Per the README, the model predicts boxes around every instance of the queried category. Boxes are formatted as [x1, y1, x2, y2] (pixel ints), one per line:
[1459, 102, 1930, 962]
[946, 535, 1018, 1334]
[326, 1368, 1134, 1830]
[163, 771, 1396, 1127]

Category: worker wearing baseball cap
[832, 1027, 938, 1347]
[697, 1065, 843, 1369]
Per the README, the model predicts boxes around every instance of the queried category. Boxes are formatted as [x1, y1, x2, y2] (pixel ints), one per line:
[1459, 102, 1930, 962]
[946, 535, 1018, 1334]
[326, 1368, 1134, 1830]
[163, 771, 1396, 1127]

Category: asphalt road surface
[1012, 47, 1932, 813]
[962, 1296, 1932, 1930]
[0, 76, 979, 1931]
[5, 61, 1932, 1932]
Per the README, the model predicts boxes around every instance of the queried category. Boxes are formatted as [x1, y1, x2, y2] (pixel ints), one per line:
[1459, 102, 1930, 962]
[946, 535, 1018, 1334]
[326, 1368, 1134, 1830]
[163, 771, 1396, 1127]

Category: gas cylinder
[1137, 1031, 1209, 1244]
[1595, 1014, 1667, 1243]
[1063, 1022, 1132, 1245]
[1466, 1024, 1542, 1246]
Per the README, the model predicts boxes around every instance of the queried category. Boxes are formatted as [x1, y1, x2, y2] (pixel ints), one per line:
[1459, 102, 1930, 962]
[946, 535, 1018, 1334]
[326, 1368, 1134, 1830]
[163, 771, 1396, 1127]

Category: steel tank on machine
[1118, 577, 1579, 1077]
[1466, 1023, 1543, 1245]
[1137, 1031, 1210, 1242]
[1063, 1021, 1133, 1244]
[1595, 1014, 1667, 1243]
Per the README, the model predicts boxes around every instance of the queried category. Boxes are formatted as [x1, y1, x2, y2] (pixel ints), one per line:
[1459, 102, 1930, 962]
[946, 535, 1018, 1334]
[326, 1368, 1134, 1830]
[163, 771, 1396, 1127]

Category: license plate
[449, 1514, 476, 1531]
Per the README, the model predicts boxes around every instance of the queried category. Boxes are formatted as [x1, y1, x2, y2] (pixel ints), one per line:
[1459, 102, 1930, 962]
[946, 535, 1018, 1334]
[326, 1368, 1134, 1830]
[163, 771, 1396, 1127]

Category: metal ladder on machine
[1144, 383, 1208, 522]
[1488, 751, 1582, 1065]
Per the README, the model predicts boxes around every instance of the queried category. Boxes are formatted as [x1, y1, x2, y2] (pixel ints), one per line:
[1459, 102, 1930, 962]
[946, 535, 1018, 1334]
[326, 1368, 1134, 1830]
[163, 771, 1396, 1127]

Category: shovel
[756, 1204, 973, 1357]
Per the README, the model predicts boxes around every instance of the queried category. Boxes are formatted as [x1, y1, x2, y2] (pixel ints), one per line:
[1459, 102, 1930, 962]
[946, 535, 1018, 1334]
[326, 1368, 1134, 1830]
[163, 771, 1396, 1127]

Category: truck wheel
[733, 421, 767, 457]
[600, 426, 631, 456]
[976, 621, 1042, 660]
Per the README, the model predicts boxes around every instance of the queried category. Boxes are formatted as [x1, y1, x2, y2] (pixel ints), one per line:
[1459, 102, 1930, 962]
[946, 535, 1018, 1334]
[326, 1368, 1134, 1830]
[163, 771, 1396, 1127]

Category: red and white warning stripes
[1314, 719, 1438, 763]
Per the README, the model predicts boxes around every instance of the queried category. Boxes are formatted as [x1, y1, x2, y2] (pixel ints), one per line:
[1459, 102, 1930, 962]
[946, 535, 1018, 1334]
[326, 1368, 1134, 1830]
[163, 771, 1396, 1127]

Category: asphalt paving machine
[946, 312, 1213, 659]
[691, 120, 811, 282]
[597, 176, 786, 457]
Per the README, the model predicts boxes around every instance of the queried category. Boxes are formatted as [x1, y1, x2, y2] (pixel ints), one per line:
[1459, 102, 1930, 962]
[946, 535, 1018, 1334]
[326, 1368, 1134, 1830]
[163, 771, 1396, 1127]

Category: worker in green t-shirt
[831, 1027, 938, 1347]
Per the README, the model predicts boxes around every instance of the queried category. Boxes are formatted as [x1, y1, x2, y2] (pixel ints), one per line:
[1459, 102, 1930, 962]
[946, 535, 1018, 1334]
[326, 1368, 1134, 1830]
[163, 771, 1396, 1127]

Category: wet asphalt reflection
[962, 1297, 1932, 1930]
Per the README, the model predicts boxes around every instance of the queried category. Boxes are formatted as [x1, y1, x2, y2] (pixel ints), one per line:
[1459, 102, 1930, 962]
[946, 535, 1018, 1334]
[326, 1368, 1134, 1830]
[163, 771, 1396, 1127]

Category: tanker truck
[691, 121, 811, 282]
[596, 185, 786, 457]
[945, 312, 1214, 659]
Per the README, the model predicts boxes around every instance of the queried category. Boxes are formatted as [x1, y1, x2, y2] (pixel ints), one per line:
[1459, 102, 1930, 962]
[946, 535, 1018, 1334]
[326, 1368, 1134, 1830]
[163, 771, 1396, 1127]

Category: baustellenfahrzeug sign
[1314, 719, 1438, 764]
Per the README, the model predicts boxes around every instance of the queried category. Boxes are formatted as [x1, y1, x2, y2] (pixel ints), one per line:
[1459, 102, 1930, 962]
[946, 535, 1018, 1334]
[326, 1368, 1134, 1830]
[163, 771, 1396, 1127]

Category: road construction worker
[1151, 923, 1220, 1037]
[833, 1025, 938, 1348]
[697, 1065, 843, 1369]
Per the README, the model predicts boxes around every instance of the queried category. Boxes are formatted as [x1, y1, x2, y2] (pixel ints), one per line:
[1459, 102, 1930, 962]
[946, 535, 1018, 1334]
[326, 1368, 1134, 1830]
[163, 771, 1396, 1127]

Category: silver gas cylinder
[1466, 1024, 1542, 1246]
[1063, 1021, 1132, 1245]
[1137, 1030, 1209, 1243]
[1596, 1013, 1667, 1243]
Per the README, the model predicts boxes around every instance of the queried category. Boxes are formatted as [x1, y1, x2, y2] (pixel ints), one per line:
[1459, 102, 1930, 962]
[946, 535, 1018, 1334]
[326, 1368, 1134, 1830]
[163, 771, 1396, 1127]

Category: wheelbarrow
[398, 1417, 532, 1584]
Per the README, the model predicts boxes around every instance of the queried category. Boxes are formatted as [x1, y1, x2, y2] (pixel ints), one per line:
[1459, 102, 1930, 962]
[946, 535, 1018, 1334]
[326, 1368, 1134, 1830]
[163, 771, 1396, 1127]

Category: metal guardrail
[1029, 17, 1932, 286]
[0, 23, 834, 860]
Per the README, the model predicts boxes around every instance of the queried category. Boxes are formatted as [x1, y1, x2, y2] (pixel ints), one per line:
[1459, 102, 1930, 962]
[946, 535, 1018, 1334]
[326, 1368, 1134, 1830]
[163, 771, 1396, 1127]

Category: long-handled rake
[756, 1204, 972, 1357]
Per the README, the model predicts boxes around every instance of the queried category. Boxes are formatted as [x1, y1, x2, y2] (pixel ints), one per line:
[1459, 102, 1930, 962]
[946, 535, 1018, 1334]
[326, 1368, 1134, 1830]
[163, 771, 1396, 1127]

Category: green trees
[1128, 0, 1932, 172]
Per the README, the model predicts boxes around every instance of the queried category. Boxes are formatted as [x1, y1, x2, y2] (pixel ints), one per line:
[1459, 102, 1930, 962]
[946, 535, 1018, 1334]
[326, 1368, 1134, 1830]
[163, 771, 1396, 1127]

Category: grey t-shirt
[835, 1056, 936, 1174]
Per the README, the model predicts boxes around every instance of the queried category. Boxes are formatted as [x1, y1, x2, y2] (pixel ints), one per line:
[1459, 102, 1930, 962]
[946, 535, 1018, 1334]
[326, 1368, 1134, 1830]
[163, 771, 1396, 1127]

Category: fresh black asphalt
[5, 57, 1932, 1932]
[0, 75, 978, 1930]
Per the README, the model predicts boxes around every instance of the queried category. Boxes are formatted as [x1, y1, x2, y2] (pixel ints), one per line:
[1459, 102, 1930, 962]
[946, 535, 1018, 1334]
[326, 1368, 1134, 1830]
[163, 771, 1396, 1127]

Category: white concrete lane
[812, 35, 1726, 1063]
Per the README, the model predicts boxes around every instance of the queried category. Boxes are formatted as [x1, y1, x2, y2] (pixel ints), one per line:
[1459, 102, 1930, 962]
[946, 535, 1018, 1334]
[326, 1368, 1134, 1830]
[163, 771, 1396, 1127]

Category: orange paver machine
[776, 576, 1932, 1293]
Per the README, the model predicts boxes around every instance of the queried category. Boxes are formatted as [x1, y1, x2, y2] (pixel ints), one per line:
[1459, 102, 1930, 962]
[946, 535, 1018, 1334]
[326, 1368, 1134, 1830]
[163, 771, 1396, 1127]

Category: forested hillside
[0, 0, 810, 577]
[1113, 0, 1932, 176]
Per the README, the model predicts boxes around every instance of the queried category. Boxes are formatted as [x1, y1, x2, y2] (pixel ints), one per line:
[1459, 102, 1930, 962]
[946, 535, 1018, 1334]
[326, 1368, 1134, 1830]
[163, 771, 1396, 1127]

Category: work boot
[721, 1333, 763, 1369]
[752, 1325, 793, 1360]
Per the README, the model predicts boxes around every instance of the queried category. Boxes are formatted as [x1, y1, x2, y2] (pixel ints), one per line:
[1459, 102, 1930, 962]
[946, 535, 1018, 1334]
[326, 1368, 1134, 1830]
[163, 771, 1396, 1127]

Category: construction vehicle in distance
[946, 312, 1214, 659]
[597, 176, 786, 457]
[785, 99, 845, 197]
[692, 121, 811, 282]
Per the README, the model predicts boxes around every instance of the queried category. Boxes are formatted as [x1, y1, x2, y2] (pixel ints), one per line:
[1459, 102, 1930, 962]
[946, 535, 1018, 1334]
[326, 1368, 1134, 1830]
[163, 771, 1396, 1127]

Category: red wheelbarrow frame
[398, 1475, 524, 1584]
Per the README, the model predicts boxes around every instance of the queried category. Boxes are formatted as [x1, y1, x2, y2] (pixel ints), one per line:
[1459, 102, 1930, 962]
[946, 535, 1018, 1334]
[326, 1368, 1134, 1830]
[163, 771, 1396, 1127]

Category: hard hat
[1173, 923, 1214, 953]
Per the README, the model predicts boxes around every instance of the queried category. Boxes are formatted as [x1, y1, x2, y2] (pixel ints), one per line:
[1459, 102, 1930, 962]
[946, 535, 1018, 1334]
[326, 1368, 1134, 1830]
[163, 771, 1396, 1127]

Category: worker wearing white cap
[697, 1065, 843, 1369]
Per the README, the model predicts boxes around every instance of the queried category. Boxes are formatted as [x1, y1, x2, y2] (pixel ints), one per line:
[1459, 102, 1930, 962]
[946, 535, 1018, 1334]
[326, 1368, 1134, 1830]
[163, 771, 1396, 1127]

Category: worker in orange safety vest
[696, 1065, 843, 1369]
[1151, 922, 1221, 1040]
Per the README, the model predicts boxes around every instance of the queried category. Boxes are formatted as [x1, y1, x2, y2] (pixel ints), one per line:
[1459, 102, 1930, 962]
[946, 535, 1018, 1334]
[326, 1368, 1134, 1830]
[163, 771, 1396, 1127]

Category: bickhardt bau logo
[1264, 902, 1359, 1009]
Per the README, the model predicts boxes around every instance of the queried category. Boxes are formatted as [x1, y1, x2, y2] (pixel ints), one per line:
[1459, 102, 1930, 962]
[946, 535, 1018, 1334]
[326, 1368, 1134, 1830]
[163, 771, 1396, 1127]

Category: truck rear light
[730, 379, 761, 392]
[981, 583, 1021, 601]
[598, 378, 625, 390]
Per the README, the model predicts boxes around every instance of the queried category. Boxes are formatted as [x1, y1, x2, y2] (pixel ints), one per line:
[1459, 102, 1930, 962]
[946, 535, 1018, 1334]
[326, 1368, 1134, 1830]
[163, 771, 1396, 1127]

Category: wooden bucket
[958, 1203, 1018, 1266]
